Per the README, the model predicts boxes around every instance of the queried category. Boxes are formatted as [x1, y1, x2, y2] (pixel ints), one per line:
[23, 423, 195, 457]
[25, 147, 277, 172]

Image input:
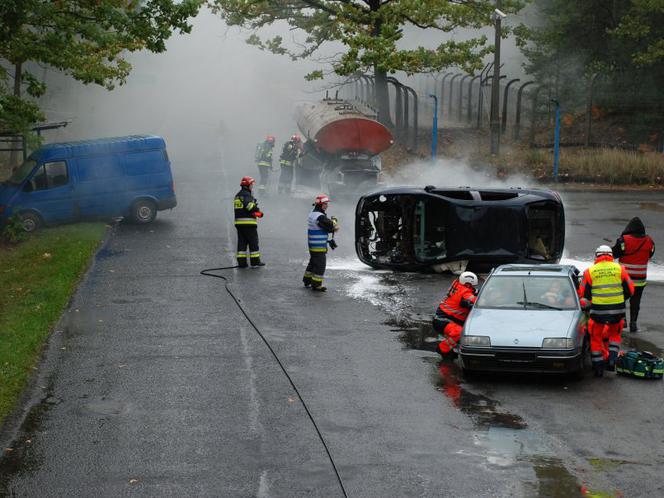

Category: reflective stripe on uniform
[609, 341, 620, 352]
[235, 218, 257, 225]
[250, 252, 260, 258]
[591, 309, 625, 315]
[257, 161, 271, 167]
[311, 275, 324, 283]
[309, 247, 327, 253]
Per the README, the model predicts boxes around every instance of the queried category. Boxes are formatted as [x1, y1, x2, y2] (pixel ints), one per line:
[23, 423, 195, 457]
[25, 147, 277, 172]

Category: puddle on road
[389, 314, 585, 496]
[622, 335, 662, 356]
[0, 382, 54, 493]
[640, 202, 664, 212]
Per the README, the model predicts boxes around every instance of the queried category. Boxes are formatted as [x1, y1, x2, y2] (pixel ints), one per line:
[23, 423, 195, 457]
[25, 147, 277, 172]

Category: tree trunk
[374, 67, 393, 127]
[9, 61, 23, 168]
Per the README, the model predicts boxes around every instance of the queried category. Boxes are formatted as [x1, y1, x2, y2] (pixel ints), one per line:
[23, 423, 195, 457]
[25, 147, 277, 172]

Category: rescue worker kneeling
[303, 194, 338, 292]
[579, 245, 634, 377]
[433, 272, 479, 358]
[234, 176, 265, 268]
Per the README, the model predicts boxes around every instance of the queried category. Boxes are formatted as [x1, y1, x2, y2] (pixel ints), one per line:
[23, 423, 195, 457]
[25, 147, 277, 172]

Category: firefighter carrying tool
[234, 176, 265, 268]
[579, 245, 634, 377]
[255, 135, 275, 192]
[611, 217, 655, 333]
[279, 134, 301, 194]
[303, 194, 339, 292]
[433, 272, 479, 358]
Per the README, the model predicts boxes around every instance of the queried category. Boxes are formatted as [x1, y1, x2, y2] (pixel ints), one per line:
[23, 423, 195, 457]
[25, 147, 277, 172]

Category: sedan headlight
[461, 335, 491, 347]
[542, 338, 574, 349]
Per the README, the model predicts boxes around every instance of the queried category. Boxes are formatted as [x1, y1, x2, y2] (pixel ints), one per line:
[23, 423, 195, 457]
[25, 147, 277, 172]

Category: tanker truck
[295, 98, 394, 196]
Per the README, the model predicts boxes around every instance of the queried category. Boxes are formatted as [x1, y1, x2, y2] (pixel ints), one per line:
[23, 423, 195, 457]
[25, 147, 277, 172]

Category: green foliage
[211, 0, 526, 80]
[0, 0, 204, 136]
[519, 0, 664, 139]
[0, 214, 27, 244]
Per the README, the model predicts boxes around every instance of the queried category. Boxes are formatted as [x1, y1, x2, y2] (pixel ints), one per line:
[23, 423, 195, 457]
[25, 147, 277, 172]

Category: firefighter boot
[303, 276, 312, 287]
[311, 285, 327, 292]
[629, 322, 638, 333]
[593, 361, 605, 378]
[606, 351, 617, 372]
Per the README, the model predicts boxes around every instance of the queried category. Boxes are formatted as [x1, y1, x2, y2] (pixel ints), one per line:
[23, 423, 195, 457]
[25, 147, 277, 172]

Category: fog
[35, 6, 533, 191]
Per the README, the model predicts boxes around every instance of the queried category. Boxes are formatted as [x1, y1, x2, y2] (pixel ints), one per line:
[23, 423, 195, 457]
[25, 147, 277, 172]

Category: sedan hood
[465, 308, 578, 348]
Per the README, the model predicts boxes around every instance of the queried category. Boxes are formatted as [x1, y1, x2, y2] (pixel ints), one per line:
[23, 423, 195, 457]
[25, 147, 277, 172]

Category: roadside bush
[0, 215, 27, 244]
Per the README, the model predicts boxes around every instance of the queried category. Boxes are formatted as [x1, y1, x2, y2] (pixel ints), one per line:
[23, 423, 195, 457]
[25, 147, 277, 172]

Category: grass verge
[0, 223, 107, 425]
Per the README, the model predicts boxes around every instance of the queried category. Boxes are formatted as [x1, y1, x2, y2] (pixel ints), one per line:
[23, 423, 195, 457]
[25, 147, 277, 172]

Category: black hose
[200, 266, 349, 498]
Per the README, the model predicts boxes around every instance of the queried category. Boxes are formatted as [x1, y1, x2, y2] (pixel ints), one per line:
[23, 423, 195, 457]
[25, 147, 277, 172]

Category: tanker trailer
[295, 99, 394, 196]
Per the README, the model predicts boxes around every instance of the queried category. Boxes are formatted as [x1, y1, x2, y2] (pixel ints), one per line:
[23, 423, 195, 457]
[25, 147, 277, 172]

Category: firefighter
[433, 272, 479, 359]
[234, 176, 265, 268]
[611, 217, 655, 332]
[278, 134, 302, 194]
[255, 135, 275, 193]
[579, 245, 634, 377]
[303, 194, 338, 292]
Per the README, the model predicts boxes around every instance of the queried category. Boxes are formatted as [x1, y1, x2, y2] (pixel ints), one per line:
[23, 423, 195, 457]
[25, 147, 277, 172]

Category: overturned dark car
[355, 186, 565, 272]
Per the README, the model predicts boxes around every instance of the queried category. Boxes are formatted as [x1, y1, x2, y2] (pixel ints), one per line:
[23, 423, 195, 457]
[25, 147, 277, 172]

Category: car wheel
[130, 199, 157, 224]
[19, 211, 42, 233]
[572, 338, 591, 381]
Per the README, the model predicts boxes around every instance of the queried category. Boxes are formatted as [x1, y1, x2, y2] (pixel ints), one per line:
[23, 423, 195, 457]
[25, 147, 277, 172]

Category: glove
[328, 239, 338, 250]
[253, 210, 264, 218]
[331, 216, 338, 225]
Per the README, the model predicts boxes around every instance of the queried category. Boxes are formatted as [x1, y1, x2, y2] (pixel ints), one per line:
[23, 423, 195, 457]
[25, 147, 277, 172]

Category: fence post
[448, 74, 462, 122]
[552, 99, 561, 179]
[430, 94, 438, 159]
[501, 78, 520, 134]
[440, 72, 452, 117]
[458, 75, 472, 122]
[513, 81, 534, 140]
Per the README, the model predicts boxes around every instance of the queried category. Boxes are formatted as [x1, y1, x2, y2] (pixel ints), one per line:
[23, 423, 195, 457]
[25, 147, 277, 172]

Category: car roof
[491, 264, 577, 277]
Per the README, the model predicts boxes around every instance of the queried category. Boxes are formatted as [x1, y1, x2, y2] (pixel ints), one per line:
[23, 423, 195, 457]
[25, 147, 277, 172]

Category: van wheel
[19, 211, 42, 233]
[130, 199, 157, 224]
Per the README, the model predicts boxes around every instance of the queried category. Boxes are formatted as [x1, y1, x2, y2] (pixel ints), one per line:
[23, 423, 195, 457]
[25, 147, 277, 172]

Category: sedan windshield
[477, 276, 578, 310]
[7, 159, 37, 185]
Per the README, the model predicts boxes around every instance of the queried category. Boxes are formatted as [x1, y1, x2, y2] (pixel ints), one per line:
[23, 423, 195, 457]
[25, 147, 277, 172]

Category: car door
[22, 161, 77, 224]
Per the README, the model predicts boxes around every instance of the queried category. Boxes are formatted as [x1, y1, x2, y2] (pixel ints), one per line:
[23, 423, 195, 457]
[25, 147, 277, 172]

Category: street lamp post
[490, 1, 505, 156]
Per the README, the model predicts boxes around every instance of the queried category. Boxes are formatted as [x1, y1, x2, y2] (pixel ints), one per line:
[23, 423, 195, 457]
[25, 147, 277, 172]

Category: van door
[21, 161, 77, 224]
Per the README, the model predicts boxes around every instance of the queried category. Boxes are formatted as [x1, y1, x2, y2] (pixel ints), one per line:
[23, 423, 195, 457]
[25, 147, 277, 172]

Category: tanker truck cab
[0, 135, 176, 231]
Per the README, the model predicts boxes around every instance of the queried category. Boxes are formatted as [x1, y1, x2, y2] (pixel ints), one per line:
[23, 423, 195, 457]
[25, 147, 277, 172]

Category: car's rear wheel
[130, 199, 157, 224]
[19, 211, 42, 233]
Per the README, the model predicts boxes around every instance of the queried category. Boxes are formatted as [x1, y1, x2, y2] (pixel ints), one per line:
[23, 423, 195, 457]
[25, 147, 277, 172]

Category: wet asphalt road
[1, 161, 663, 497]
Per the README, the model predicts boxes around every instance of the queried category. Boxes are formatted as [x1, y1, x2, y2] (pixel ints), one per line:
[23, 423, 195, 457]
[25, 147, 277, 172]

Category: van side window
[45, 161, 68, 188]
[26, 161, 68, 191]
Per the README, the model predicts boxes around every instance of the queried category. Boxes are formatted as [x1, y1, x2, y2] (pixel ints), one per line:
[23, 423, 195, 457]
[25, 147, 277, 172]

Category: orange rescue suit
[434, 279, 477, 354]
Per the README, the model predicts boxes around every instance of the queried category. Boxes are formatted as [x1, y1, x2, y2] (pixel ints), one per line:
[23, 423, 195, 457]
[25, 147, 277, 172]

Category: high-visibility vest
[307, 211, 329, 252]
[619, 234, 654, 287]
[438, 280, 476, 325]
[588, 261, 625, 306]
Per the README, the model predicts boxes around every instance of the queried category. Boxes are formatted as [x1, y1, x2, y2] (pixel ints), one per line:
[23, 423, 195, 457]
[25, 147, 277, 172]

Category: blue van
[0, 135, 176, 231]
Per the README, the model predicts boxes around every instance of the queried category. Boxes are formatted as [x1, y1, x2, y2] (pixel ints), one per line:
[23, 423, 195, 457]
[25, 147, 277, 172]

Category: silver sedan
[459, 264, 590, 377]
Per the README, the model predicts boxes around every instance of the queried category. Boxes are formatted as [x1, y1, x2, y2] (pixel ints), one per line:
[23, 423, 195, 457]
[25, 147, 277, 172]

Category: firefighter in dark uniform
[278, 134, 301, 194]
[303, 194, 338, 292]
[234, 176, 265, 268]
[256, 135, 275, 193]
[432, 272, 479, 358]
[611, 217, 655, 332]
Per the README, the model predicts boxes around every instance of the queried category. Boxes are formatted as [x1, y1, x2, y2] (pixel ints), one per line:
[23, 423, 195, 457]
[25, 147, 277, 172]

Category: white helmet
[459, 271, 478, 287]
[595, 245, 613, 257]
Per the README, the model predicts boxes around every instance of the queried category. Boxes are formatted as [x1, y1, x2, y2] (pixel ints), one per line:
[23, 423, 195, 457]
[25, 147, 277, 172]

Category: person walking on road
[278, 134, 301, 194]
[433, 272, 479, 359]
[303, 194, 338, 292]
[611, 217, 655, 332]
[579, 245, 634, 377]
[234, 176, 265, 268]
[255, 135, 275, 193]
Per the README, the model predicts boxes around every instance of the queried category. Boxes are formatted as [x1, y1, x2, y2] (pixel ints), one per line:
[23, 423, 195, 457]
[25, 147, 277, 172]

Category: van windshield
[7, 159, 37, 185]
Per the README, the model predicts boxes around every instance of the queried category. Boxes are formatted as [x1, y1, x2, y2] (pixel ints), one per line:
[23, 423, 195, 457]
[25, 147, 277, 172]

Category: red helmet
[266, 135, 275, 143]
[240, 176, 255, 187]
[291, 134, 301, 142]
[314, 194, 330, 205]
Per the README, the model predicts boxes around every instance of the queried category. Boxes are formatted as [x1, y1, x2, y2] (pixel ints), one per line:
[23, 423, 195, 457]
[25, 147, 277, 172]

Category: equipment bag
[616, 351, 664, 379]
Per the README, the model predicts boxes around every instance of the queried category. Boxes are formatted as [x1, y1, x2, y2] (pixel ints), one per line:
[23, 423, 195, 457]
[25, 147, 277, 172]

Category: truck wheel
[19, 211, 42, 233]
[130, 199, 157, 224]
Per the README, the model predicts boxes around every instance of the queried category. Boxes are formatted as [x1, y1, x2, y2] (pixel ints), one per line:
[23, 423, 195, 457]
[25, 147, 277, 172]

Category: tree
[210, 0, 526, 125]
[0, 0, 203, 144]
[518, 0, 664, 140]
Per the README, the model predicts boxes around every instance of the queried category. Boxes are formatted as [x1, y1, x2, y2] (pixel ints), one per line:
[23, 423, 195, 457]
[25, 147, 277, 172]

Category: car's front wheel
[19, 211, 42, 233]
